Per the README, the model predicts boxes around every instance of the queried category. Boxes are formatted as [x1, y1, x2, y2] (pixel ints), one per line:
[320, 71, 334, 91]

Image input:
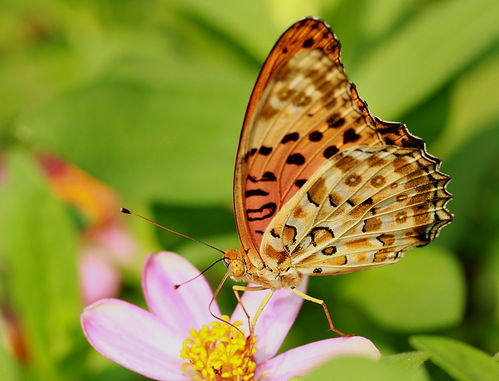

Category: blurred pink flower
[38, 153, 139, 304]
[79, 248, 122, 305]
[1, 151, 139, 363]
[79, 223, 138, 304]
[81, 252, 380, 380]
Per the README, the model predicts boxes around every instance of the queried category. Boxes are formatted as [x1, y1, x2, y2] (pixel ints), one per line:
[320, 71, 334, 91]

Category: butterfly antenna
[120, 208, 225, 255]
[209, 271, 243, 334]
[173, 257, 226, 289]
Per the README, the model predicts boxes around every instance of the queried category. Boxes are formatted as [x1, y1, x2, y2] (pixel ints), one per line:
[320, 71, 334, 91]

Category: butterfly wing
[233, 18, 429, 259]
[261, 146, 453, 274]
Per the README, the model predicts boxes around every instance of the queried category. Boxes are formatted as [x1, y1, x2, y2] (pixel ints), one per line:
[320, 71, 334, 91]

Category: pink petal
[80, 251, 121, 305]
[81, 299, 186, 381]
[142, 252, 221, 336]
[230, 278, 308, 363]
[93, 224, 137, 265]
[258, 336, 380, 380]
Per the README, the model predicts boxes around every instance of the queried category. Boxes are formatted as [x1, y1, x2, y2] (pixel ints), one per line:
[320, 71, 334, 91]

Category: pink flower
[80, 223, 138, 304]
[38, 153, 139, 304]
[81, 252, 380, 380]
[79, 247, 122, 305]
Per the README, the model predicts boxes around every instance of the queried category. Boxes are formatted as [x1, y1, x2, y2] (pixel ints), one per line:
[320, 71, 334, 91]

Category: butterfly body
[225, 247, 303, 289]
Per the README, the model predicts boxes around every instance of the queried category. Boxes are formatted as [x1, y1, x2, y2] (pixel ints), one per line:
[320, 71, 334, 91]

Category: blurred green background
[1, 0, 498, 380]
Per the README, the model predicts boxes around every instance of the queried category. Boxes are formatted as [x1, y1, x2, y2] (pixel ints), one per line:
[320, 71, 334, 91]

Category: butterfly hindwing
[234, 18, 430, 256]
[260, 146, 452, 275]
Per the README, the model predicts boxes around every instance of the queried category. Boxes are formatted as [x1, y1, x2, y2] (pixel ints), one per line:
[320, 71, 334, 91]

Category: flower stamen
[180, 316, 257, 380]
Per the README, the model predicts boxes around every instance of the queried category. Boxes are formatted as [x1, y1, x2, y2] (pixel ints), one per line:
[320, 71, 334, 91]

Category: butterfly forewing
[234, 18, 431, 256]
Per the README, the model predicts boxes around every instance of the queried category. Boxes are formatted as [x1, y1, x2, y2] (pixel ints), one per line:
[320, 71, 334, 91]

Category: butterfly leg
[250, 289, 274, 334]
[232, 285, 267, 332]
[232, 286, 273, 335]
[292, 288, 351, 337]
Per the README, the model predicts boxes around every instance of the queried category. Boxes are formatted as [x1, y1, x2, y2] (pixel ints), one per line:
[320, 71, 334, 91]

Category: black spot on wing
[247, 172, 277, 182]
[384, 137, 395, 145]
[327, 114, 345, 128]
[281, 132, 299, 143]
[323, 145, 339, 159]
[295, 179, 307, 188]
[246, 202, 277, 221]
[259, 146, 272, 155]
[245, 189, 269, 197]
[287, 153, 305, 165]
[244, 148, 257, 162]
[308, 131, 323, 141]
[303, 38, 314, 47]
[343, 128, 360, 143]
[377, 123, 401, 135]
[362, 197, 373, 205]
[401, 137, 425, 149]
[262, 171, 277, 181]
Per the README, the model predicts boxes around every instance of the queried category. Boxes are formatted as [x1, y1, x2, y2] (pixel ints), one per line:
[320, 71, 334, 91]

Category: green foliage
[352, 0, 499, 119]
[301, 356, 428, 381]
[0, 150, 80, 379]
[433, 51, 499, 158]
[23, 55, 252, 204]
[0, 340, 19, 381]
[381, 351, 430, 372]
[410, 335, 499, 381]
[337, 246, 465, 331]
[439, 125, 499, 252]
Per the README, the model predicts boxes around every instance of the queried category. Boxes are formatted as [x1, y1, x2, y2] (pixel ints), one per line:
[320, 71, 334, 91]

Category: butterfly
[219, 17, 453, 336]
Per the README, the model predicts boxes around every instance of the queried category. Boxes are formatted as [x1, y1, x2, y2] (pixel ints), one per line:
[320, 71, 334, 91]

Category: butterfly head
[223, 248, 247, 280]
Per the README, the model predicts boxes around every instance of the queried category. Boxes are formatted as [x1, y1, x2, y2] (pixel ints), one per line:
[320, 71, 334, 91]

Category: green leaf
[437, 124, 499, 249]
[301, 356, 427, 381]
[268, 0, 321, 30]
[360, 0, 420, 40]
[410, 335, 499, 381]
[477, 239, 499, 317]
[166, 0, 278, 60]
[381, 351, 429, 372]
[433, 51, 499, 158]
[23, 54, 253, 204]
[353, 0, 499, 119]
[0, 149, 80, 379]
[474, 238, 499, 352]
[338, 246, 465, 331]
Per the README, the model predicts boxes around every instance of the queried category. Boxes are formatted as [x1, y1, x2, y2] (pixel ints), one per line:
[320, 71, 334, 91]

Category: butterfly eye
[229, 259, 245, 278]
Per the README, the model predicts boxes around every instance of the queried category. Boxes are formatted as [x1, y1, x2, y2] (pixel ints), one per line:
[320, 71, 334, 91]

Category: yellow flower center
[180, 316, 257, 381]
